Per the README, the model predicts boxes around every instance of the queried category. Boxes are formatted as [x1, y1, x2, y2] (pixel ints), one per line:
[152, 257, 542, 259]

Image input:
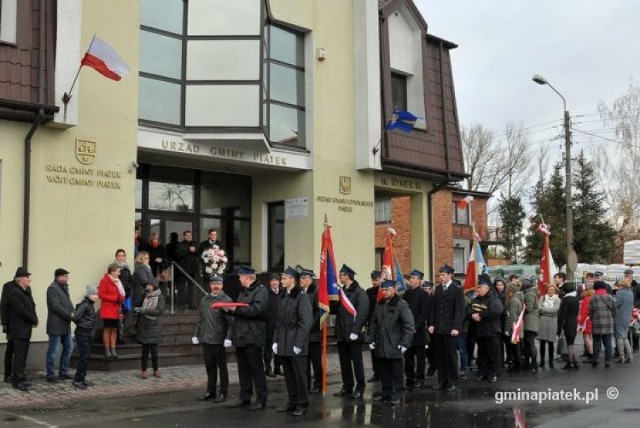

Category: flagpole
[321, 214, 329, 396]
[62, 34, 96, 108]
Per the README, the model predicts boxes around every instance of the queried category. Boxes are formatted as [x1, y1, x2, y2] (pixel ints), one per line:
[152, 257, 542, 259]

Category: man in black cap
[369, 280, 415, 405]
[227, 265, 269, 410]
[193, 275, 233, 403]
[5, 267, 38, 391]
[274, 267, 312, 416]
[45, 268, 75, 382]
[471, 276, 504, 383]
[264, 272, 283, 377]
[1, 270, 18, 383]
[366, 270, 382, 383]
[334, 264, 369, 399]
[403, 269, 429, 388]
[428, 264, 464, 392]
[299, 268, 322, 394]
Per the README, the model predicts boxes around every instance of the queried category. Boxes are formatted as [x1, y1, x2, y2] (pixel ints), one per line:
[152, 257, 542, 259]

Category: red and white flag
[81, 36, 130, 81]
[511, 303, 525, 344]
[456, 195, 474, 209]
[536, 222, 551, 236]
[339, 287, 356, 319]
[538, 234, 557, 295]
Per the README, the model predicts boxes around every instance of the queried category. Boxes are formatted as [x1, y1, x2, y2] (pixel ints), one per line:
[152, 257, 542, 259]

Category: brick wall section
[432, 191, 454, 271]
[375, 196, 412, 274]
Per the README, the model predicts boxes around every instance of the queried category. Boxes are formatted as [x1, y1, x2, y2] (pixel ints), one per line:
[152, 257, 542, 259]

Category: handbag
[556, 334, 567, 355]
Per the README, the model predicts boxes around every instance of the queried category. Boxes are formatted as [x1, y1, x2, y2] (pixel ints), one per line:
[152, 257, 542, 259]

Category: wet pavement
[1, 352, 639, 427]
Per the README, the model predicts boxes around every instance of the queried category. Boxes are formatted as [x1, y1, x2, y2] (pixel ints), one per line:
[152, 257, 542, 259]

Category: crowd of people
[2, 245, 639, 416]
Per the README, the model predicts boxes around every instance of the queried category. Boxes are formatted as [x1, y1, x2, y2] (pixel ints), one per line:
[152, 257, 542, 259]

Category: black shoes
[249, 403, 266, 411]
[198, 391, 214, 401]
[228, 400, 250, 409]
[442, 385, 456, 392]
[475, 374, 488, 381]
[292, 407, 307, 417]
[273, 367, 282, 376]
[266, 368, 276, 378]
[72, 380, 87, 389]
[412, 380, 423, 388]
[4, 375, 11, 383]
[350, 391, 363, 399]
[333, 388, 353, 397]
[277, 404, 296, 412]
[388, 397, 400, 405]
[367, 374, 380, 382]
[488, 376, 498, 383]
[59, 374, 72, 380]
[213, 393, 227, 403]
[46, 376, 58, 383]
[13, 382, 29, 392]
[309, 386, 320, 394]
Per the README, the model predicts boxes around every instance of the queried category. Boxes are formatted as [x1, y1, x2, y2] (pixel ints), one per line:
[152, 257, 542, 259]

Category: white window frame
[375, 198, 392, 223]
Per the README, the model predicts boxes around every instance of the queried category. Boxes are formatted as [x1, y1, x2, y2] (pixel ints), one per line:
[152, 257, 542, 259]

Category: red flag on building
[456, 195, 474, 209]
[81, 35, 131, 81]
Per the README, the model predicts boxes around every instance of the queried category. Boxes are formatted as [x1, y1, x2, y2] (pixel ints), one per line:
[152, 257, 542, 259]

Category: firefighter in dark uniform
[299, 268, 322, 394]
[471, 275, 504, 383]
[366, 270, 382, 382]
[369, 280, 415, 405]
[333, 264, 369, 399]
[428, 264, 465, 392]
[402, 268, 429, 388]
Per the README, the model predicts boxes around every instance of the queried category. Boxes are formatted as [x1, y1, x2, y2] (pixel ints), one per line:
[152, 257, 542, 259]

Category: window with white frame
[0, 0, 18, 44]
[375, 198, 392, 223]
[452, 202, 470, 225]
[453, 246, 466, 274]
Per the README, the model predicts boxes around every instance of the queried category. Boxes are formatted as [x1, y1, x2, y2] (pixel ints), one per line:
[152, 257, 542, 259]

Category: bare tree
[597, 80, 640, 237]
[461, 122, 531, 196]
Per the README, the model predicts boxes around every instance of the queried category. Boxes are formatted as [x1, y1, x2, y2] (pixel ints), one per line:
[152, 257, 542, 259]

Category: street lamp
[532, 74, 576, 281]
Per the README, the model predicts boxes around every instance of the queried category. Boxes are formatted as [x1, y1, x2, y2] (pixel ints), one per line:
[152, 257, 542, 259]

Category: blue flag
[385, 110, 418, 133]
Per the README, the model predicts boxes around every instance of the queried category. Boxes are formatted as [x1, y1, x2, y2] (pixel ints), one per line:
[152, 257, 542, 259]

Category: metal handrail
[170, 262, 208, 314]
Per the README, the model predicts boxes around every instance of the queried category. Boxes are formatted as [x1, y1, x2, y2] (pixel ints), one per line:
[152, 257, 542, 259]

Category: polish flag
[456, 195, 474, 209]
[81, 36, 130, 81]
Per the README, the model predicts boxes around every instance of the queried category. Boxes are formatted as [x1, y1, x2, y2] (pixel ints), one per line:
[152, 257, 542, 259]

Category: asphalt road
[1, 357, 639, 428]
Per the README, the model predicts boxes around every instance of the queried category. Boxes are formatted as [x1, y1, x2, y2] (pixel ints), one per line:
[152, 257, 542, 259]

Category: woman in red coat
[99, 262, 125, 359]
[578, 289, 594, 360]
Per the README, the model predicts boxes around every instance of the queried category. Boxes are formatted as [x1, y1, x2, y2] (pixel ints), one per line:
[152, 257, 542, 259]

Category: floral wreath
[202, 245, 228, 275]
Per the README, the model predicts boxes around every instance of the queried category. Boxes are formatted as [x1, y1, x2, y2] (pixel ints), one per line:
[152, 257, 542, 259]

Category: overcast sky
[415, 0, 640, 159]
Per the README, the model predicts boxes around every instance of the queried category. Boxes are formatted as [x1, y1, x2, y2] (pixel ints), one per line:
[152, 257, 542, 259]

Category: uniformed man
[428, 264, 464, 392]
[369, 280, 415, 405]
[366, 270, 382, 383]
[402, 268, 429, 388]
[193, 275, 233, 402]
[333, 264, 369, 399]
[274, 267, 312, 417]
[299, 268, 322, 394]
[471, 276, 504, 383]
[264, 273, 283, 377]
[227, 266, 269, 411]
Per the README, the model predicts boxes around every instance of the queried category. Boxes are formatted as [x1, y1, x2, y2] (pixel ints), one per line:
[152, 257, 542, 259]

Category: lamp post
[532, 74, 576, 281]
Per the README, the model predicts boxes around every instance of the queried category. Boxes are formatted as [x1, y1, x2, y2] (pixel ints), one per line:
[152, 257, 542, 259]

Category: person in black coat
[45, 268, 75, 382]
[402, 269, 429, 388]
[428, 264, 464, 392]
[300, 269, 322, 394]
[557, 282, 580, 369]
[175, 230, 200, 310]
[273, 267, 312, 417]
[71, 285, 98, 389]
[5, 267, 38, 392]
[333, 264, 369, 399]
[2, 277, 16, 383]
[471, 277, 504, 382]
[134, 282, 166, 379]
[264, 273, 283, 377]
[227, 265, 269, 411]
[369, 280, 415, 405]
[365, 270, 382, 383]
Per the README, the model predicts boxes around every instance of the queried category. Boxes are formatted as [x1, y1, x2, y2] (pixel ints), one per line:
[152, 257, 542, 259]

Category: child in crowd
[72, 285, 99, 389]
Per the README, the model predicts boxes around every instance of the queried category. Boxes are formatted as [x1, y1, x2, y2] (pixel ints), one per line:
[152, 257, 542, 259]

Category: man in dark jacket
[227, 265, 269, 411]
[471, 277, 504, 383]
[365, 270, 382, 383]
[264, 273, 283, 377]
[6, 267, 38, 391]
[300, 269, 322, 394]
[273, 267, 312, 417]
[369, 280, 415, 405]
[72, 284, 98, 389]
[175, 230, 200, 309]
[333, 264, 369, 399]
[428, 264, 464, 392]
[193, 275, 233, 402]
[403, 269, 429, 388]
[1, 274, 16, 383]
[45, 268, 75, 383]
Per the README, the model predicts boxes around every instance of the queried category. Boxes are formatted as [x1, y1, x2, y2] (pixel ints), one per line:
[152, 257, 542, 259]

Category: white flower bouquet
[202, 245, 228, 275]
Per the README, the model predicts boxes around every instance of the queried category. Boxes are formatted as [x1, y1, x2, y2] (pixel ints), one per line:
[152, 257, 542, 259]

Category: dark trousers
[434, 334, 458, 388]
[176, 271, 197, 309]
[203, 343, 228, 395]
[337, 341, 365, 392]
[263, 334, 281, 371]
[524, 331, 538, 367]
[426, 341, 436, 374]
[236, 345, 268, 404]
[477, 335, 502, 377]
[404, 345, 426, 383]
[503, 334, 513, 365]
[370, 351, 381, 378]
[4, 338, 13, 378]
[593, 333, 613, 362]
[631, 331, 639, 351]
[509, 341, 522, 369]
[539, 340, 555, 363]
[11, 338, 30, 385]
[379, 358, 403, 400]
[308, 341, 322, 389]
[74, 333, 92, 382]
[282, 355, 309, 408]
[141, 343, 159, 371]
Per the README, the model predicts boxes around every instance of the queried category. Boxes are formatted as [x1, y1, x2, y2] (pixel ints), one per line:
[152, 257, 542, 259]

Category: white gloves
[224, 339, 232, 348]
[293, 346, 302, 355]
[369, 343, 376, 350]
[272, 343, 278, 355]
[399, 345, 407, 354]
[349, 333, 358, 341]
[191, 336, 199, 345]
